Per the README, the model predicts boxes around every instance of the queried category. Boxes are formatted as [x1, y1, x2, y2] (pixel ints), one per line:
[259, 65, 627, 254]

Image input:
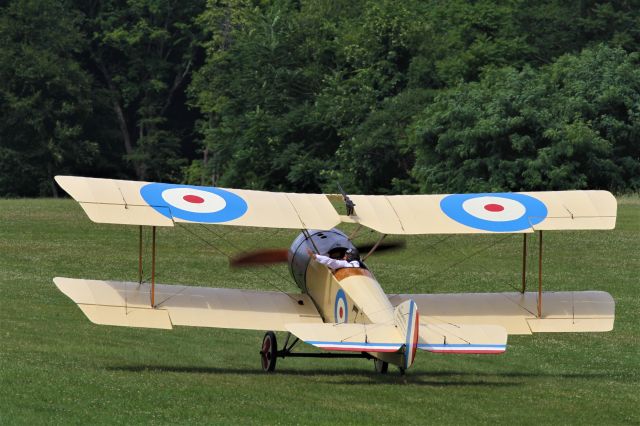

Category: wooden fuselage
[304, 258, 405, 366]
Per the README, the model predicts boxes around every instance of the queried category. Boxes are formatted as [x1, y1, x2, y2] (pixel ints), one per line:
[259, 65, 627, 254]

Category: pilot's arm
[307, 249, 358, 269]
[314, 254, 354, 269]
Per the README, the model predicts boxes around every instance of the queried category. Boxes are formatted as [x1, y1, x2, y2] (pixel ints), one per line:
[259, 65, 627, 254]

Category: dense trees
[1, 0, 639, 196]
[412, 45, 640, 193]
[0, 0, 94, 196]
[75, 0, 206, 182]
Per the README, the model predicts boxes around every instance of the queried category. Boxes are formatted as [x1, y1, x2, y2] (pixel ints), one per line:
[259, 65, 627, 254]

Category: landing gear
[259, 331, 374, 372]
[260, 331, 278, 372]
[373, 359, 388, 374]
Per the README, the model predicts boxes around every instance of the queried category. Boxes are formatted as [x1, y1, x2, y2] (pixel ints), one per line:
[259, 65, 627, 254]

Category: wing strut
[538, 230, 543, 317]
[302, 229, 320, 254]
[521, 234, 527, 293]
[136, 225, 157, 307]
[138, 226, 143, 284]
[362, 234, 387, 261]
[151, 226, 157, 307]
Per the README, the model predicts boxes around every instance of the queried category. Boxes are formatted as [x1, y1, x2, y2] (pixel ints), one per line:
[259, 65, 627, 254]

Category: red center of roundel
[484, 203, 504, 212]
[339, 306, 344, 318]
[183, 194, 205, 204]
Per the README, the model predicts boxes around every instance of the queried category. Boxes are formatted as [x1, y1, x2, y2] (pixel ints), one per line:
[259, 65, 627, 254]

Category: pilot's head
[344, 248, 360, 262]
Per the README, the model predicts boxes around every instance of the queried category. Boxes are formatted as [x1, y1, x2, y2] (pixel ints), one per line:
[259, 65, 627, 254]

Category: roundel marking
[440, 193, 548, 232]
[183, 194, 204, 204]
[334, 289, 348, 324]
[140, 183, 248, 223]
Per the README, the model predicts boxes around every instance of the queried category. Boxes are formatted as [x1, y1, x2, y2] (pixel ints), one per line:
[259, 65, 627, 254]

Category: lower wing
[389, 291, 614, 335]
[53, 277, 322, 331]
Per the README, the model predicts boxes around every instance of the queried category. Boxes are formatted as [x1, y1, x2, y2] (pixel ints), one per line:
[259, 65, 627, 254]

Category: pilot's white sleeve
[314, 255, 354, 269]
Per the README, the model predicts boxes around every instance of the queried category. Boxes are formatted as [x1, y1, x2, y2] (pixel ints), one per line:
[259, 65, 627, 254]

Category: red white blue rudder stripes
[394, 299, 419, 370]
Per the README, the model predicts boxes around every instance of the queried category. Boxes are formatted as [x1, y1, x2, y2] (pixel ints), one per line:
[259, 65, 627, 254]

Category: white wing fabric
[56, 176, 616, 234]
[54, 277, 322, 331]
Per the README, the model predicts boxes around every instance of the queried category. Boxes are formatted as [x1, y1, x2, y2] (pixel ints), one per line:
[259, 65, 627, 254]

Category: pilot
[307, 247, 362, 270]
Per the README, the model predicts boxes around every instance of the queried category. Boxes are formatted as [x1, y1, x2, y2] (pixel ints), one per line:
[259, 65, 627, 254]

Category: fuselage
[288, 229, 394, 322]
[288, 229, 404, 366]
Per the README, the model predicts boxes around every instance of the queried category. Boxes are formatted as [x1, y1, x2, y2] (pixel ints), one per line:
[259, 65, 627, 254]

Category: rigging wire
[175, 223, 299, 302]
[384, 235, 455, 269]
[393, 233, 517, 295]
[423, 234, 515, 286]
[197, 224, 296, 286]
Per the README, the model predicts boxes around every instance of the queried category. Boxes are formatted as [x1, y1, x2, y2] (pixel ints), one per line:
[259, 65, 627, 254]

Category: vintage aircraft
[53, 176, 617, 374]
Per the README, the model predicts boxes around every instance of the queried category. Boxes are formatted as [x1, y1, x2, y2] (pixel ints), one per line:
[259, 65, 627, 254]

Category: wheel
[374, 359, 388, 374]
[260, 331, 278, 372]
[398, 366, 406, 376]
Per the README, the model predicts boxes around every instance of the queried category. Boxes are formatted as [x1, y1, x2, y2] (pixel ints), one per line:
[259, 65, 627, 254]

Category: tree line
[1, 0, 639, 197]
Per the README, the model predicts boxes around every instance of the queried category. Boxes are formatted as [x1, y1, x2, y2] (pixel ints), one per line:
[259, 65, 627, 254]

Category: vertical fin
[394, 299, 419, 369]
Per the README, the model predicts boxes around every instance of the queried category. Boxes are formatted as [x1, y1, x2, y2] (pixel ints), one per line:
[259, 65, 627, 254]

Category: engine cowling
[288, 228, 359, 291]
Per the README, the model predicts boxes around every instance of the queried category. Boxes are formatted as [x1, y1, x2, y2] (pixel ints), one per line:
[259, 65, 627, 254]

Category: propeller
[229, 248, 289, 268]
[229, 241, 405, 268]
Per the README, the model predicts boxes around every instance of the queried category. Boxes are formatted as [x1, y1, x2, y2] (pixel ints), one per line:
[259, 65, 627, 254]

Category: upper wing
[55, 176, 340, 229]
[389, 291, 615, 335]
[54, 277, 322, 331]
[57, 175, 616, 234]
[344, 191, 616, 234]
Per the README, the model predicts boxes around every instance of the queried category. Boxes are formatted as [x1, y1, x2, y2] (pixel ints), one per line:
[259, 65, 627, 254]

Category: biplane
[53, 176, 617, 374]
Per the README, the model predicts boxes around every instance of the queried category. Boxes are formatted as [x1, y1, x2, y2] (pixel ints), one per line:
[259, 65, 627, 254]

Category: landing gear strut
[259, 331, 374, 373]
[373, 359, 388, 374]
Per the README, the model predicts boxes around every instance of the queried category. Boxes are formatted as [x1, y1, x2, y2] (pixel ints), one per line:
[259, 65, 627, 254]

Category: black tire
[260, 331, 278, 372]
[374, 359, 388, 374]
[398, 366, 406, 376]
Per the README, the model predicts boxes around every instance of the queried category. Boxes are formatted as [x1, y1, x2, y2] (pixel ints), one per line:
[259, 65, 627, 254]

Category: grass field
[1, 197, 638, 424]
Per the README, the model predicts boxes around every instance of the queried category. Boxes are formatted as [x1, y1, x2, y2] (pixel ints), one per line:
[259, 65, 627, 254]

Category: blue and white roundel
[334, 289, 348, 324]
[140, 183, 248, 223]
[440, 193, 547, 232]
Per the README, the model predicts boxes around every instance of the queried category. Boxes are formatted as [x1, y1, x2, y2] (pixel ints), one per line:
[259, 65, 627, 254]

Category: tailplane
[418, 321, 507, 354]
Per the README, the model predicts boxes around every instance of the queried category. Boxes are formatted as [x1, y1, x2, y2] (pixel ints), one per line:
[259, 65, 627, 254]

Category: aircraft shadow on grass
[107, 365, 609, 387]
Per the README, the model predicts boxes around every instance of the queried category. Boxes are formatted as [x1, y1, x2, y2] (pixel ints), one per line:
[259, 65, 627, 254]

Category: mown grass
[0, 198, 638, 425]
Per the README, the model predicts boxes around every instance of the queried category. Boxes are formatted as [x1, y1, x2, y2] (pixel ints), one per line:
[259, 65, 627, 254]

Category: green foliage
[412, 45, 640, 192]
[314, 1, 433, 193]
[74, 0, 205, 181]
[0, 0, 96, 196]
[424, 0, 532, 86]
[2, 0, 640, 195]
[190, 0, 349, 191]
[326, 89, 431, 194]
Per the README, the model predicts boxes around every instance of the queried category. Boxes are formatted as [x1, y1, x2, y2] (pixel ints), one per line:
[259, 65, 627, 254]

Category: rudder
[394, 299, 419, 369]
